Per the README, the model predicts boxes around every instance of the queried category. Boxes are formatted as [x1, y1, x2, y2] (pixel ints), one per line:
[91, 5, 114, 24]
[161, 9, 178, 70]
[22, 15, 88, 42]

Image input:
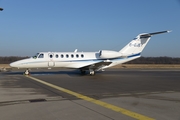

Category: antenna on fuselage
[74, 49, 78, 52]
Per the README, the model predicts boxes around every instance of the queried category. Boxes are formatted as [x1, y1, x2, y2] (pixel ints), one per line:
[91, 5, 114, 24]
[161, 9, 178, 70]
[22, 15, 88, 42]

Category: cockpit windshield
[133, 37, 137, 40]
[32, 53, 39, 59]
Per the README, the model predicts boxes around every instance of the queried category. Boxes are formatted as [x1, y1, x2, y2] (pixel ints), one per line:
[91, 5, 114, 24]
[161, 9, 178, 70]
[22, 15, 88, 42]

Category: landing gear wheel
[24, 69, 30, 75]
[89, 70, 95, 76]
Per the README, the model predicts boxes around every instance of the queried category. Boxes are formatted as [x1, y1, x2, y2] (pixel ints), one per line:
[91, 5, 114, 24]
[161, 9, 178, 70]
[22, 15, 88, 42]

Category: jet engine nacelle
[99, 50, 122, 59]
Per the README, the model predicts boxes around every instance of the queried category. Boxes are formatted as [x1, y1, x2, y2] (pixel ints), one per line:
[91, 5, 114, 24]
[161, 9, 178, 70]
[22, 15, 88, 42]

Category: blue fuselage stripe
[23, 52, 141, 64]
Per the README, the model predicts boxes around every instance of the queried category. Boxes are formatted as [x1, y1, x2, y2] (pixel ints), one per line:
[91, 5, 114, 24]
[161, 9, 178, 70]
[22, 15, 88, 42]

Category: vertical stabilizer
[119, 31, 170, 56]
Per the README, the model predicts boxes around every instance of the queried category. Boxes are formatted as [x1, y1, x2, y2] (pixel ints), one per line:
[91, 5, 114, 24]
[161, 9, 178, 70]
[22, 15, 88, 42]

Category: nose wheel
[24, 69, 30, 75]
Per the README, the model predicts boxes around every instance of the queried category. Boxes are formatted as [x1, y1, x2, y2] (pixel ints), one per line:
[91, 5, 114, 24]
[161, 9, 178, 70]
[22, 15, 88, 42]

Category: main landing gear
[80, 69, 95, 75]
[89, 69, 95, 75]
[24, 69, 30, 75]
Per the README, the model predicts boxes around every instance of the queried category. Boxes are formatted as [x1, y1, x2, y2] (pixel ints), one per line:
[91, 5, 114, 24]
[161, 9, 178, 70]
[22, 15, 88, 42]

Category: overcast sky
[0, 0, 180, 57]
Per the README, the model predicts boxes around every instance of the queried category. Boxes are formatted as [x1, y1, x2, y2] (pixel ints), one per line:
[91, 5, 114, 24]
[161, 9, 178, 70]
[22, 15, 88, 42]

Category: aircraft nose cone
[10, 62, 18, 68]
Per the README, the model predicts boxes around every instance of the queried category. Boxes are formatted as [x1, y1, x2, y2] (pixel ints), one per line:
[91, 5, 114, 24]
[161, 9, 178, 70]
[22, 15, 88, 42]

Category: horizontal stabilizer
[140, 30, 171, 38]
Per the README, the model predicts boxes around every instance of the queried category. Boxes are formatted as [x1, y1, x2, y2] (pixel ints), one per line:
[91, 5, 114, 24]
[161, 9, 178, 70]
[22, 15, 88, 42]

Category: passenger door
[48, 53, 55, 67]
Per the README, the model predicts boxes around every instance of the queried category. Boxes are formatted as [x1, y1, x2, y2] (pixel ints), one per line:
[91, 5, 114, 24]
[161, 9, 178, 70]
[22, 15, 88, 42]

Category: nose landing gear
[24, 69, 30, 75]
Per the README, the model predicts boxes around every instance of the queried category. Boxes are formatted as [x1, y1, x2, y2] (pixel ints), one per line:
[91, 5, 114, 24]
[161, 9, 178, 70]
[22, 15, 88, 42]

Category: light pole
[0, 8, 3, 11]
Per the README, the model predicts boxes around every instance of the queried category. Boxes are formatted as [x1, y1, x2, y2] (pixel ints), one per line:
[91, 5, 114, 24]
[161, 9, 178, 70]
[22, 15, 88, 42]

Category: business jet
[10, 30, 170, 75]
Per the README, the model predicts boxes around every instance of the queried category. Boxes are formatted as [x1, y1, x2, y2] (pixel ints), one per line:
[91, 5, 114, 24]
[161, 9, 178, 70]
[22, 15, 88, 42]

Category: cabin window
[61, 54, 64, 58]
[76, 54, 79, 58]
[49, 54, 53, 58]
[38, 54, 44, 58]
[66, 54, 69, 58]
[56, 54, 59, 58]
[71, 54, 74, 58]
[81, 54, 84, 58]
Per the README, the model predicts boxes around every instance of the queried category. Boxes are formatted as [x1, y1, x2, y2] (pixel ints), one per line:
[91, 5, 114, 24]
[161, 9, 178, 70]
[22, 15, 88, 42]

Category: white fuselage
[10, 51, 140, 70]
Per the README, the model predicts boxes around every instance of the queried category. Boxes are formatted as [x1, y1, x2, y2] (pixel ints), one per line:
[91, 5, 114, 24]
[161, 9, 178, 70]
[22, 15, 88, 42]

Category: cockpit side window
[38, 54, 44, 58]
[32, 53, 39, 59]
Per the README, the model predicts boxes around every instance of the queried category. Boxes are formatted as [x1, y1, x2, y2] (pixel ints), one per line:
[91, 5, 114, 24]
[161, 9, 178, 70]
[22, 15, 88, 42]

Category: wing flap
[80, 61, 112, 71]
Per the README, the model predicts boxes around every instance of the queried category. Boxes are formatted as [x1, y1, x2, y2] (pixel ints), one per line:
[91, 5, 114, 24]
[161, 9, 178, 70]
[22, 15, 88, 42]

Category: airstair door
[48, 53, 55, 67]
[48, 61, 55, 67]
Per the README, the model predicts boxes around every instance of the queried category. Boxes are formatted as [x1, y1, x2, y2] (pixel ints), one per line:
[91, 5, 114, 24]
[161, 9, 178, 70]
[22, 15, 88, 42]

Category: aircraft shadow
[1, 70, 103, 77]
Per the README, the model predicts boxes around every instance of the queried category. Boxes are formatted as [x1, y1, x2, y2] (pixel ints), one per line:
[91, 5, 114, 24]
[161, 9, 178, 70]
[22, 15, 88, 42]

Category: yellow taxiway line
[26, 75, 155, 120]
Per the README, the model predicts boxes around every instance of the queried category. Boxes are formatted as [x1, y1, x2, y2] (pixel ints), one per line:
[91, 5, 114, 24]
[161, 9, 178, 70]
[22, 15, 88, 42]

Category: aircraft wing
[79, 61, 112, 71]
